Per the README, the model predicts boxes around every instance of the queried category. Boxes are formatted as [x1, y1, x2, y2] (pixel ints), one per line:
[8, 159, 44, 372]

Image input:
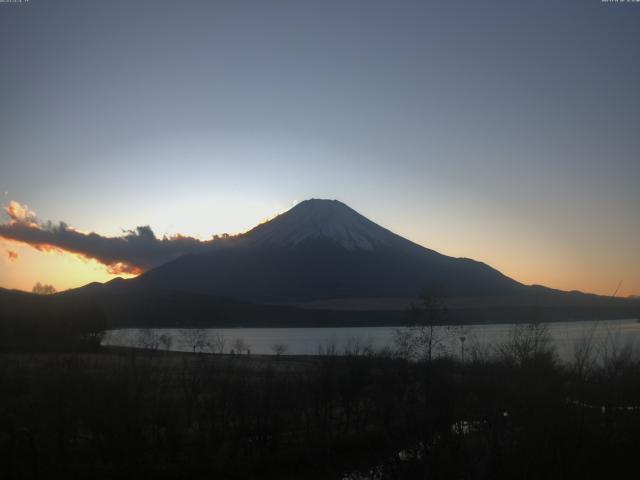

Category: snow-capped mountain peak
[243, 199, 403, 251]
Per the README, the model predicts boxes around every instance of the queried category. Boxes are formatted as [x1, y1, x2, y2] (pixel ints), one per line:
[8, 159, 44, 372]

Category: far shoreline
[104, 312, 640, 330]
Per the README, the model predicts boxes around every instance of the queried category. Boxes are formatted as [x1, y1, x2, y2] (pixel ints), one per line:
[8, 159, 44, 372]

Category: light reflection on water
[102, 318, 640, 362]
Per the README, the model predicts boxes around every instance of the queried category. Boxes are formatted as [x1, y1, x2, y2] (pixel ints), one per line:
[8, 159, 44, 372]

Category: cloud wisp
[0, 201, 216, 275]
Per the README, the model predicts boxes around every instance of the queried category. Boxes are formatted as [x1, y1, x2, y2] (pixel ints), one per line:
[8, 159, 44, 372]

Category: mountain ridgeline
[10, 199, 639, 328]
[133, 199, 524, 302]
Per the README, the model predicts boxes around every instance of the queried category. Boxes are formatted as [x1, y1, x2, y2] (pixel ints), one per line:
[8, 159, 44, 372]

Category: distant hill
[0, 287, 106, 349]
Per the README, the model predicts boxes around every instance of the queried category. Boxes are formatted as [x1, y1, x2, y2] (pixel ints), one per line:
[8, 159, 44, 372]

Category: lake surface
[103, 318, 640, 362]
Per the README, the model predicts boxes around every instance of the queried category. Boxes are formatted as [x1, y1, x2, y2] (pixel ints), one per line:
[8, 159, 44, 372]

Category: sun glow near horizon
[0, 240, 136, 293]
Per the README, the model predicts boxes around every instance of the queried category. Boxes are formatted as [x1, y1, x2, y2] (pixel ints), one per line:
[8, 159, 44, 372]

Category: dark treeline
[93, 292, 640, 328]
[1, 336, 640, 479]
[3, 286, 638, 332]
[0, 289, 106, 351]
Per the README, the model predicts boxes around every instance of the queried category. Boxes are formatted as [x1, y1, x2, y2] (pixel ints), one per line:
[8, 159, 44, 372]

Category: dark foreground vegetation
[2, 288, 639, 478]
[2, 332, 640, 480]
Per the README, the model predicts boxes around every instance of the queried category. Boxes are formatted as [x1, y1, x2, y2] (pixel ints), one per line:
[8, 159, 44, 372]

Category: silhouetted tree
[208, 331, 226, 354]
[394, 289, 451, 361]
[271, 343, 287, 356]
[159, 332, 173, 351]
[497, 321, 554, 366]
[182, 328, 207, 353]
[137, 329, 161, 350]
[32, 282, 56, 295]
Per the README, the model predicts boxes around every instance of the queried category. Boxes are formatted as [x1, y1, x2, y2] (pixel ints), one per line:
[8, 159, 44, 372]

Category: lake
[102, 318, 640, 362]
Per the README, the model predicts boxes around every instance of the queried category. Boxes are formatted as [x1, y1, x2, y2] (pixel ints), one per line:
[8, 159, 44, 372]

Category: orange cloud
[106, 262, 144, 275]
[33, 243, 62, 253]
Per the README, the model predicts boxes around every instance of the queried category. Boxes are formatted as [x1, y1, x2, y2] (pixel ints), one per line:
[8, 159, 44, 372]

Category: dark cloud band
[0, 201, 215, 274]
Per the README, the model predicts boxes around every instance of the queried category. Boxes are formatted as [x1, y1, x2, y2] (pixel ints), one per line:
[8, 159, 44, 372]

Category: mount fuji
[123, 199, 524, 302]
[64, 198, 639, 326]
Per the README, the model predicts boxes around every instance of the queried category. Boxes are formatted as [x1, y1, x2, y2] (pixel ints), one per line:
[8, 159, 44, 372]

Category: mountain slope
[131, 199, 525, 302]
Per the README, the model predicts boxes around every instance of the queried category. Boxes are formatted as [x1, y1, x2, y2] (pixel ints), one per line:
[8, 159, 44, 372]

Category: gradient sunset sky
[1, 0, 638, 296]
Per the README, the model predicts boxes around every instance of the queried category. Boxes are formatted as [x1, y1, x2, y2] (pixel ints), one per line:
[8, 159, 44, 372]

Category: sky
[0, 0, 639, 297]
